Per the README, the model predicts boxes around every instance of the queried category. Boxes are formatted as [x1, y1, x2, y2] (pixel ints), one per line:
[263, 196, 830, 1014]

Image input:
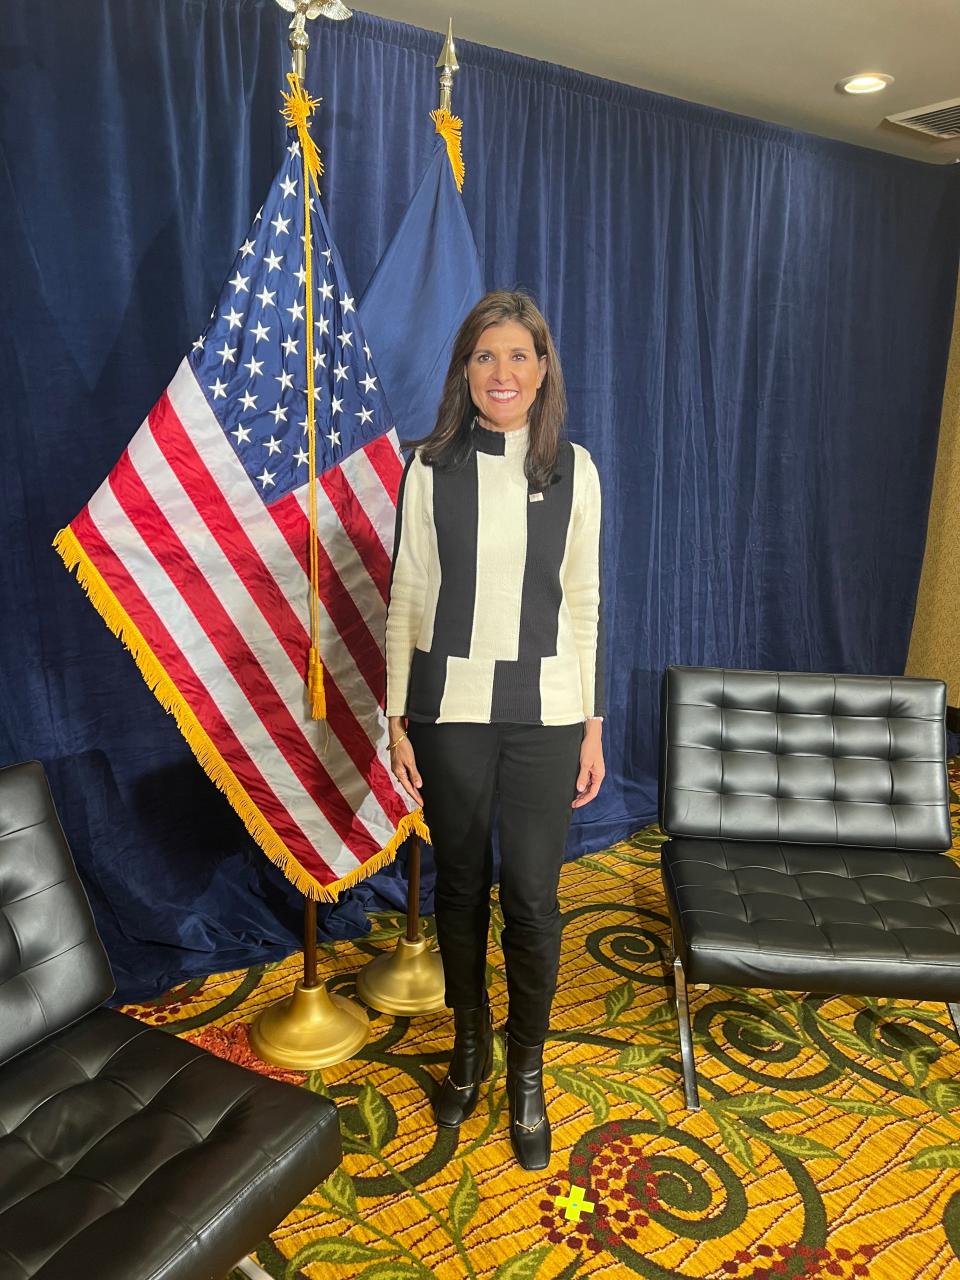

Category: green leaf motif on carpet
[358, 1080, 390, 1151]
[490, 1244, 551, 1279]
[491, 1030, 506, 1078]
[910, 1143, 960, 1169]
[724, 1010, 804, 1047]
[547, 1066, 609, 1122]
[450, 1162, 479, 1236]
[747, 1127, 842, 1162]
[363, 922, 411, 943]
[604, 980, 635, 1025]
[707, 1106, 757, 1171]
[321, 1165, 357, 1215]
[575, 855, 618, 877]
[817, 1019, 876, 1058]
[286, 1238, 391, 1266]
[905, 1045, 937, 1088]
[924, 1079, 960, 1114]
[635, 1000, 676, 1028]
[355, 1262, 433, 1280]
[611, 847, 662, 869]
[304, 1068, 328, 1096]
[594, 1074, 669, 1129]
[893, 1003, 960, 1026]
[713, 1092, 804, 1118]
[821, 1095, 902, 1118]
[615, 1043, 672, 1069]
[490, 901, 504, 946]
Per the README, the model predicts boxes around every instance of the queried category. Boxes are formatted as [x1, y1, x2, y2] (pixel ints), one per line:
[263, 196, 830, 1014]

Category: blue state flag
[359, 112, 483, 442]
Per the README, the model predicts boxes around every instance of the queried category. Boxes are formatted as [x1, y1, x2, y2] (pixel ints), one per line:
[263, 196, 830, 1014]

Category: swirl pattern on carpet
[123, 762, 960, 1280]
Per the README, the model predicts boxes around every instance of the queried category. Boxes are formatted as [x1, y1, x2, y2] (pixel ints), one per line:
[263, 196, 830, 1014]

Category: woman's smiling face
[466, 319, 547, 432]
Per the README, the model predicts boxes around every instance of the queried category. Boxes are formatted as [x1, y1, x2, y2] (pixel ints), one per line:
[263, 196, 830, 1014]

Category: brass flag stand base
[250, 899, 370, 1069]
[357, 835, 447, 1016]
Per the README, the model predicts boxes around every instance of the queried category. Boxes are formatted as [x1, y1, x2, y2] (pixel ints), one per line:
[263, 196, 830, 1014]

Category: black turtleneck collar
[471, 420, 530, 457]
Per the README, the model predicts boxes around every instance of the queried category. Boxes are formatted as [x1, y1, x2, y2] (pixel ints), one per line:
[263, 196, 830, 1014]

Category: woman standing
[385, 291, 605, 1171]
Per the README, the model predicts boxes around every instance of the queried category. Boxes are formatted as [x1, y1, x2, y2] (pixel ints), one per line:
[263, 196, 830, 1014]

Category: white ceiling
[359, 0, 960, 165]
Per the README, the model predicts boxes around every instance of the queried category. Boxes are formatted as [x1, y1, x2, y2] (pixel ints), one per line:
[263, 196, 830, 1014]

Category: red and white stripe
[72, 358, 412, 890]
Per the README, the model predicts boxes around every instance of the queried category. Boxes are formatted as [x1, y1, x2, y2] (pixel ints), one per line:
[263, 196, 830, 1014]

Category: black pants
[407, 720, 583, 1045]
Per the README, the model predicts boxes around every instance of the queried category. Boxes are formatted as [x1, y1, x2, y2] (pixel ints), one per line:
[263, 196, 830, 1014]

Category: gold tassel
[430, 107, 466, 193]
[281, 73, 324, 185]
[308, 645, 326, 719]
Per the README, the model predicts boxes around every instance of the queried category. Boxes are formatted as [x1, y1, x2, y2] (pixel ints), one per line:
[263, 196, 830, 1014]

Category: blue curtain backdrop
[1, 1, 957, 1000]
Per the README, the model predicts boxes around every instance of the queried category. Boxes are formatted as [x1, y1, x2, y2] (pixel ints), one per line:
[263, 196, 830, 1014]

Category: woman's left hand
[572, 721, 605, 808]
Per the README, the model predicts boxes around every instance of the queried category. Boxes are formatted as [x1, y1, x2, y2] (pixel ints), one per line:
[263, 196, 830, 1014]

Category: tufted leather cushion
[0, 762, 114, 1066]
[0, 1007, 341, 1280]
[660, 667, 950, 851]
[661, 838, 960, 997]
[0, 762, 342, 1280]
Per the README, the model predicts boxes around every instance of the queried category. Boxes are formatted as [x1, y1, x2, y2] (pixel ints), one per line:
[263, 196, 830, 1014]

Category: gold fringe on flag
[430, 107, 465, 193]
[281, 72, 327, 721]
[52, 524, 431, 899]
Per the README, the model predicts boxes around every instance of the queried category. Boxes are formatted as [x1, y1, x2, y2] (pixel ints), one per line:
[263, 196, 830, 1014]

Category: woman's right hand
[389, 719, 423, 806]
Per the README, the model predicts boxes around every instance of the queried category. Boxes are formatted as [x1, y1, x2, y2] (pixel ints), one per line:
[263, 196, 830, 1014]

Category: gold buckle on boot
[443, 1074, 476, 1092]
[514, 1114, 545, 1132]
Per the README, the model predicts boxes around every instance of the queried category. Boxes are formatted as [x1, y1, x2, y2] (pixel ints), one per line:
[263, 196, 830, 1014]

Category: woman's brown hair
[403, 290, 567, 490]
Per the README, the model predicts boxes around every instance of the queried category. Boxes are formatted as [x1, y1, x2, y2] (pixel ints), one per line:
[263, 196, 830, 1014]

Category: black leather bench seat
[658, 668, 956, 1110]
[0, 1006, 340, 1280]
[0, 760, 342, 1280]
[662, 837, 960, 998]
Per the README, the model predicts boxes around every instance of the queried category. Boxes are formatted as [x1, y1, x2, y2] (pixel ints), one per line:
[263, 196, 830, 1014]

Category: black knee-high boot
[506, 1033, 551, 1169]
[434, 1003, 494, 1129]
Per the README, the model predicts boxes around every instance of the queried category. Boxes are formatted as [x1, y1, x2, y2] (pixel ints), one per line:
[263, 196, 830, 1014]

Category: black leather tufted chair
[659, 666, 957, 1110]
[0, 761, 342, 1280]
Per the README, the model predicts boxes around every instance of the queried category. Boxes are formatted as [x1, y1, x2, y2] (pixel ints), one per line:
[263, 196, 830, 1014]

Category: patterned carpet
[123, 764, 960, 1280]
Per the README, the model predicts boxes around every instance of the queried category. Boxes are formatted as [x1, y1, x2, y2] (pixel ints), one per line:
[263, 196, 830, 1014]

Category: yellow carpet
[123, 765, 960, 1279]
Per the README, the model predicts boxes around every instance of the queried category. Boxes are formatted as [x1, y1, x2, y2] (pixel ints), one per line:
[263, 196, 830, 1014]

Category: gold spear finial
[436, 18, 459, 113]
[430, 20, 465, 191]
[276, 0, 353, 82]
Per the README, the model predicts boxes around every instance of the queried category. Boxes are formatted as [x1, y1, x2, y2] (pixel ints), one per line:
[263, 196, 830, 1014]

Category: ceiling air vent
[885, 98, 960, 139]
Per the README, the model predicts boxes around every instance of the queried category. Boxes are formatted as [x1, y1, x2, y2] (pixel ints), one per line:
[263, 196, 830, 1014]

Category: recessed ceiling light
[837, 73, 895, 95]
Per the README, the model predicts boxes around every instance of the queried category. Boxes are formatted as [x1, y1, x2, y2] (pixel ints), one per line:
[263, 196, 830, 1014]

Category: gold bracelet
[387, 732, 407, 752]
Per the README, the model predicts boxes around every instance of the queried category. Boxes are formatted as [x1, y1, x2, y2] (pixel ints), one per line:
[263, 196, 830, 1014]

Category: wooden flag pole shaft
[303, 897, 319, 988]
[406, 835, 421, 942]
[300, 838, 420, 971]
[299, 835, 421, 982]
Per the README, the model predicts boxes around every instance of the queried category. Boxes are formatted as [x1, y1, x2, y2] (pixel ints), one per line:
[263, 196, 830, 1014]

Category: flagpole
[303, 897, 318, 987]
[278, 0, 354, 84]
[355, 22, 464, 1018]
[250, 0, 370, 1070]
[437, 17, 459, 114]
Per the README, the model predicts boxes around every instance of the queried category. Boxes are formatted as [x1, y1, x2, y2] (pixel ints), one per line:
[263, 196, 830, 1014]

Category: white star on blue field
[189, 136, 392, 505]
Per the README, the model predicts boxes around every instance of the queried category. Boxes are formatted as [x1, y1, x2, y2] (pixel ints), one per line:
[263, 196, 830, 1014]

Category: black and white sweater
[385, 421, 605, 725]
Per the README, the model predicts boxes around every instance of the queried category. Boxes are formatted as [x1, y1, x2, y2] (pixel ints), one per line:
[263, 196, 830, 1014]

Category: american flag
[55, 128, 423, 899]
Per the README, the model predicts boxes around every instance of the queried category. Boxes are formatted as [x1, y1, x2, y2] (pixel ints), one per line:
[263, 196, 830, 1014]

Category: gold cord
[281, 73, 327, 720]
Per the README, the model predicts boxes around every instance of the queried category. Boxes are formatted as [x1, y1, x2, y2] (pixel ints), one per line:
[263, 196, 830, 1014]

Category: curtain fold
[2, 0, 957, 999]
[907, 277, 960, 711]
